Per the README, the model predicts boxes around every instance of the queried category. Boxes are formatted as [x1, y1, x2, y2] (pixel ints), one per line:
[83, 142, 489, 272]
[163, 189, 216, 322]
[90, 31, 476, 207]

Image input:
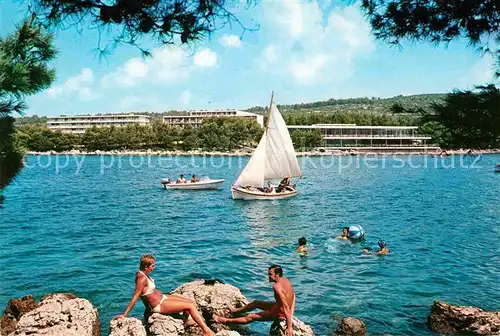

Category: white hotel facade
[288, 124, 436, 149]
[163, 109, 264, 127]
[45, 114, 434, 150]
[46, 114, 150, 134]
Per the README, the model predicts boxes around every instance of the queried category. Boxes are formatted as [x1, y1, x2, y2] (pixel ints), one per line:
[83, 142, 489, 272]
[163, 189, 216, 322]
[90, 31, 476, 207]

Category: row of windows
[49, 122, 149, 127]
[163, 116, 257, 123]
[325, 139, 427, 147]
[49, 119, 149, 124]
[321, 129, 416, 136]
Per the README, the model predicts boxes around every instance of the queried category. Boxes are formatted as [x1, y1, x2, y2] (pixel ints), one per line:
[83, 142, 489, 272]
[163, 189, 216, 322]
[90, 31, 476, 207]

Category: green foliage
[0, 17, 56, 191]
[427, 85, 500, 148]
[246, 94, 446, 116]
[419, 121, 453, 148]
[14, 115, 48, 127]
[180, 129, 200, 151]
[0, 117, 24, 190]
[16, 117, 263, 152]
[197, 117, 263, 151]
[26, 0, 255, 54]
[283, 111, 417, 126]
[14, 125, 78, 152]
[290, 129, 324, 150]
[393, 85, 500, 148]
[152, 122, 182, 150]
[0, 16, 57, 110]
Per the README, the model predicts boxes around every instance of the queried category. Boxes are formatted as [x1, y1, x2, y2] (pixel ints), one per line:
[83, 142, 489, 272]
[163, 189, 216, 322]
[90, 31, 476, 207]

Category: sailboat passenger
[277, 177, 291, 192]
[264, 181, 274, 193]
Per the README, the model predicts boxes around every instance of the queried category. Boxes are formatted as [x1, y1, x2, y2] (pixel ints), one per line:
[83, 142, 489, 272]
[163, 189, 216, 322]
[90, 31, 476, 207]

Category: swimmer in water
[364, 240, 390, 255]
[336, 227, 350, 240]
[296, 237, 308, 253]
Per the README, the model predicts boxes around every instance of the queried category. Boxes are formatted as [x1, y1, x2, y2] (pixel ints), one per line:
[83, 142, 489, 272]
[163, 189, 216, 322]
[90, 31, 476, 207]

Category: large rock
[214, 332, 242, 336]
[148, 280, 313, 336]
[110, 317, 146, 336]
[428, 300, 500, 335]
[147, 313, 242, 336]
[334, 317, 366, 336]
[269, 316, 315, 336]
[168, 280, 250, 334]
[1, 295, 37, 336]
[171, 280, 249, 318]
[8, 293, 99, 336]
[147, 314, 184, 336]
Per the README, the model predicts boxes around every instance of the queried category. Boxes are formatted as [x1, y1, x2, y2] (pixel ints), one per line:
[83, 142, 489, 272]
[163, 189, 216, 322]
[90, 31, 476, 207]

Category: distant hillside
[245, 93, 447, 115]
[15, 93, 447, 125]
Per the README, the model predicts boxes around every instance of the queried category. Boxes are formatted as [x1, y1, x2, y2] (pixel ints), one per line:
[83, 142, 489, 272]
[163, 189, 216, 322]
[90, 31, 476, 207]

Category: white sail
[264, 102, 302, 180]
[234, 133, 267, 187]
[233, 94, 302, 188]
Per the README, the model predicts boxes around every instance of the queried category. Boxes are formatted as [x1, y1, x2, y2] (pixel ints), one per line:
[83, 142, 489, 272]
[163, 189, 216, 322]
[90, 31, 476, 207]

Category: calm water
[1, 154, 499, 336]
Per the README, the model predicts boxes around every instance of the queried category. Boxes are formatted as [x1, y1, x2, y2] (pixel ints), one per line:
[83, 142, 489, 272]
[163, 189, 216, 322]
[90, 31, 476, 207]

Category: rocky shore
[2, 280, 498, 336]
[25, 148, 500, 157]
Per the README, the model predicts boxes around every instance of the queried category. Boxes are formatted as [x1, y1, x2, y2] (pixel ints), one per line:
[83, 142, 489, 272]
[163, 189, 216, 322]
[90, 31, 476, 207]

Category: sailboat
[231, 93, 302, 200]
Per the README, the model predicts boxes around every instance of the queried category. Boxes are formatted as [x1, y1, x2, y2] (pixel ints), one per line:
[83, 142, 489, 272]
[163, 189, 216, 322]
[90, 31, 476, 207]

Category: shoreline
[25, 148, 500, 157]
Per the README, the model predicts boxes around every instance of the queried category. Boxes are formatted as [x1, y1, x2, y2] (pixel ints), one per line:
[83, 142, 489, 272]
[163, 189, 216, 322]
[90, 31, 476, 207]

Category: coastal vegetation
[394, 85, 500, 149]
[15, 117, 264, 152]
[0, 17, 56, 192]
[13, 86, 500, 152]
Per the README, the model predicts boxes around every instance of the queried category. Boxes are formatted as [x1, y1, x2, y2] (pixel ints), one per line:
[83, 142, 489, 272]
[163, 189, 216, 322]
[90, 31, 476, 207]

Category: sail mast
[265, 91, 274, 132]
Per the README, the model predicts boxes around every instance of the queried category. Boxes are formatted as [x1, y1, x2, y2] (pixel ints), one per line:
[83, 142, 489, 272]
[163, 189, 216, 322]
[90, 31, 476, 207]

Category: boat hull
[162, 179, 225, 190]
[231, 186, 297, 200]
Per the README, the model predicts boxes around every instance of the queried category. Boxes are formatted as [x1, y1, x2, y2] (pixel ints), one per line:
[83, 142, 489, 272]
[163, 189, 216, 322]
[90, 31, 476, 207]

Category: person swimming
[376, 240, 389, 254]
[336, 227, 350, 240]
[364, 239, 390, 255]
[296, 237, 308, 253]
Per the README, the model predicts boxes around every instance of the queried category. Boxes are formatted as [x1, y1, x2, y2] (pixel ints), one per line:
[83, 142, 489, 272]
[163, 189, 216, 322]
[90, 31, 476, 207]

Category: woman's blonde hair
[140, 254, 155, 270]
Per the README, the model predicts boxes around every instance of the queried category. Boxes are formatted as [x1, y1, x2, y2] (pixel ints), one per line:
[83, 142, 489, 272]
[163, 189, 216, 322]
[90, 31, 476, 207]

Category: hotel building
[163, 109, 264, 127]
[287, 124, 436, 149]
[47, 114, 150, 134]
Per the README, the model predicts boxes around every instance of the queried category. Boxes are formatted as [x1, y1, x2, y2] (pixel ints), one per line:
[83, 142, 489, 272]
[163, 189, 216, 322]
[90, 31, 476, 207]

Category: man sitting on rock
[213, 265, 295, 336]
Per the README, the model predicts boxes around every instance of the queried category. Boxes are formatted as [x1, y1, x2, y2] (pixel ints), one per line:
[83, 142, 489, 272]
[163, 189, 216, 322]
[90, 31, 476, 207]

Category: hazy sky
[1, 0, 497, 117]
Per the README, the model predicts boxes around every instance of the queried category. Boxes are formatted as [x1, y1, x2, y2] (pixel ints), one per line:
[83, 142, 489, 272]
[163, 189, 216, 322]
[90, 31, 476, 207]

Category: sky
[1, 0, 497, 117]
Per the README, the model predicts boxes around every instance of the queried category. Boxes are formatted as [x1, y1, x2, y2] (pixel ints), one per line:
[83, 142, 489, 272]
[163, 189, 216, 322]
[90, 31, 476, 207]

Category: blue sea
[1, 154, 499, 335]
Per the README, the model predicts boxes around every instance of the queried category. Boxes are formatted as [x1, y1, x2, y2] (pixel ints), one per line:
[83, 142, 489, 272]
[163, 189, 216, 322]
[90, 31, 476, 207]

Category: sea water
[1, 154, 499, 335]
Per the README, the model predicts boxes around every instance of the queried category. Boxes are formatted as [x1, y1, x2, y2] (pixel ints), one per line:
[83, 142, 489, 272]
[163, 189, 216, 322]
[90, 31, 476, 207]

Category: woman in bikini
[115, 254, 214, 336]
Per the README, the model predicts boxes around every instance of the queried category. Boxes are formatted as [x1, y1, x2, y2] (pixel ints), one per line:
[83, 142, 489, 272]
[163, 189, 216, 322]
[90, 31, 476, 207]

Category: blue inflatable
[348, 225, 365, 240]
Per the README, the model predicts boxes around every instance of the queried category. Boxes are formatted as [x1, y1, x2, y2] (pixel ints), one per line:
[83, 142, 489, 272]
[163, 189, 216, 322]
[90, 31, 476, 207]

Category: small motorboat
[495, 164, 500, 173]
[161, 176, 225, 190]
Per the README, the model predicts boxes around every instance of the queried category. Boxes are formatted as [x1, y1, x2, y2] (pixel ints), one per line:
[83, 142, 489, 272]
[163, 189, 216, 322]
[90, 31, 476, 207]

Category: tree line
[15, 117, 265, 152]
[14, 85, 500, 152]
[14, 116, 326, 152]
[393, 85, 500, 149]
